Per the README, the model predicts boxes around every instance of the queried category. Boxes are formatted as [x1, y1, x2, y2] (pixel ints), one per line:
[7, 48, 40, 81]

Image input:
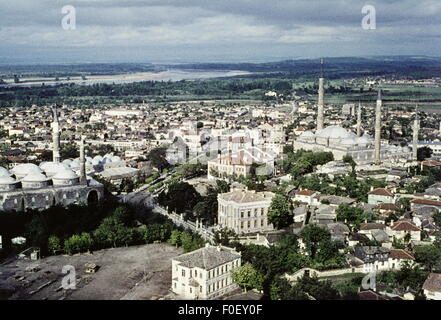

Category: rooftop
[173, 245, 241, 270]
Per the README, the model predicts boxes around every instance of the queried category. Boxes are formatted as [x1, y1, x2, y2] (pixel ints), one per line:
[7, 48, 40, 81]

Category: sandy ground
[0, 243, 183, 300]
[2, 70, 252, 87]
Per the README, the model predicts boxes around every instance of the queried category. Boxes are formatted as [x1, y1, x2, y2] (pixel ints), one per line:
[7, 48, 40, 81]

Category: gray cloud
[0, 0, 440, 63]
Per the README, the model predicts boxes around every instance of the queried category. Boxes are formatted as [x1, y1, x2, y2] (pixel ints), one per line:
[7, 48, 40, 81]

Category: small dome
[40, 162, 70, 175]
[0, 167, 11, 177]
[92, 159, 101, 166]
[86, 156, 93, 162]
[62, 159, 73, 165]
[52, 169, 79, 180]
[103, 153, 113, 159]
[22, 172, 49, 182]
[11, 163, 42, 176]
[111, 156, 122, 162]
[357, 135, 372, 145]
[0, 176, 17, 185]
[93, 155, 103, 162]
[70, 160, 80, 169]
[102, 158, 112, 164]
[300, 131, 315, 138]
[341, 138, 357, 146]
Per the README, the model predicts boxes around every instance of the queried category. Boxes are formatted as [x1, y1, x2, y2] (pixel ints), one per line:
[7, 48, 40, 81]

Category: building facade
[217, 190, 275, 235]
[171, 244, 241, 300]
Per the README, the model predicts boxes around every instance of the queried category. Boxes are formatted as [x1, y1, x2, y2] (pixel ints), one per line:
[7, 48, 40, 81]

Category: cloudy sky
[1, 0, 441, 64]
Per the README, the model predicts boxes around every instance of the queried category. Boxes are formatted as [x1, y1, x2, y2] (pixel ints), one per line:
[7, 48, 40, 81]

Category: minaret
[317, 59, 325, 131]
[357, 101, 362, 137]
[412, 105, 420, 161]
[374, 89, 382, 164]
[79, 136, 87, 185]
[51, 105, 61, 163]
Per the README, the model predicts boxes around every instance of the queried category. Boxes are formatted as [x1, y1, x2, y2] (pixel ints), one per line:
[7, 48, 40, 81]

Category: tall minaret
[374, 89, 382, 164]
[357, 101, 362, 137]
[317, 59, 325, 131]
[51, 105, 61, 163]
[79, 136, 87, 185]
[412, 105, 420, 161]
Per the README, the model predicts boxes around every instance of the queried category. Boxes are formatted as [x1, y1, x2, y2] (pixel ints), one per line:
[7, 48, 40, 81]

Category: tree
[415, 245, 441, 272]
[64, 232, 93, 255]
[168, 230, 182, 247]
[213, 228, 237, 246]
[159, 181, 201, 214]
[336, 204, 366, 228]
[300, 224, 331, 260]
[93, 217, 134, 248]
[147, 146, 170, 172]
[48, 235, 61, 254]
[232, 263, 264, 292]
[417, 147, 433, 161]
[268, 193, 293, 229]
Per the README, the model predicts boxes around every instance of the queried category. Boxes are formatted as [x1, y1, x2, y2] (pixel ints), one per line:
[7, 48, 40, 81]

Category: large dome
[11, 163, 42, 176]
[341, 138, 358, 146]
[316, 125, 355, 139]
[356, 134, 373, 145]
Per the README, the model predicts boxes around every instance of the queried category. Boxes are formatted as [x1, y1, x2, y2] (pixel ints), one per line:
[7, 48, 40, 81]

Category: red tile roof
[296, 190, 316, 196]
[368, 188, 394, 197]
[390, 221, 420, 232]
[389, 249, 415, 260]
[411, 198, 441, 207]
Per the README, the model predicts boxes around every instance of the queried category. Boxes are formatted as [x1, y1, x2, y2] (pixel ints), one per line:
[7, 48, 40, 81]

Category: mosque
[0, 107, 105, 213]
[293, 64, 415, 165]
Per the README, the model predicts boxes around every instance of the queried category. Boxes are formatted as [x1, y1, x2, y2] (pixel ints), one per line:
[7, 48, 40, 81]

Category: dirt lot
[0, 243, 183, 300]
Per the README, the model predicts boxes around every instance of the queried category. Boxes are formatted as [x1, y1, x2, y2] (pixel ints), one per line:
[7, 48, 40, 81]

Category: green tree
[268, 193, 293, 229]
[48, 235, 62, 254]
[232, 263, 263, 292]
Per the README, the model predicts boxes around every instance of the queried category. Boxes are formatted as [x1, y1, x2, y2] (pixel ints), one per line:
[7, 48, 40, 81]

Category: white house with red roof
[294, 189, 320, 205]
[367, 188, 395, 205]
[388, 249, 415, 270]
[386, 220, 421, 242]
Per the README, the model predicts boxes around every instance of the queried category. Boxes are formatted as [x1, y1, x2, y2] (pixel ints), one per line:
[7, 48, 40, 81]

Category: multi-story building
[171, 244, 241, 300]
[217, 190, 275, 234]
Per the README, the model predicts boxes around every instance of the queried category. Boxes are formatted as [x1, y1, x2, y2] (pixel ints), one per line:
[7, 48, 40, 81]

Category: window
[200, 286, 202, 293]
[182, 269, 185, 277]
[190, 288, 192, 293]
[195, 270, 198, 277]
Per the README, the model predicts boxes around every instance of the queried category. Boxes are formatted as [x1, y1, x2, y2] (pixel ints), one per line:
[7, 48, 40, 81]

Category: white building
[423, 273, 441, 300]
[171, 244, 241, 300]
[217, 190, 275, 234]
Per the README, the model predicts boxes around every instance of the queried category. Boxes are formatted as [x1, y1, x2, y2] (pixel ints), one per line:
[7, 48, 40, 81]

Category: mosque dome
[341, 138, 358, 146]
[52, 168, 80, 186]
[53, 169, 79, 180]
[40, 162, 70, 176]
[316, 125, 354, 139]
[22, 172, 49, 182]
[111, 156, 122, 162]
[11, 164, 42, 178]
[62, 159, 73, 165]
[0, 175, 18, 191]
[70, 160, 80, 169]
[0, 167, 12, 177]
[93, 155, 103, 162]
[102, 157, 112, 164]
[300, 131, 315, 139]
[0, 176, 17, 184]
[92, 159, 101, 166]
[86, 156, 94, 162]
[356, 135, 373, 145]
